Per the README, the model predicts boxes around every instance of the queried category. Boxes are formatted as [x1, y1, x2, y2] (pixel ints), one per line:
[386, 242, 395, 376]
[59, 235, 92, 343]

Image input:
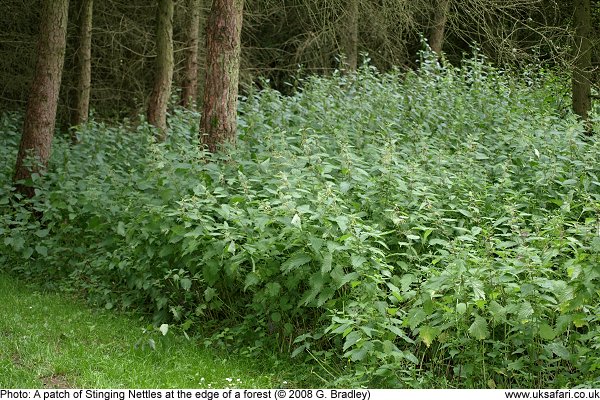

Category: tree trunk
[71, 0, 93, 130]
[429, 0, 450, 55]
[13, 0, 69, 198]
[181, 0, 202, 109]
[148, 0, 175, 140]
[342, 0, 359, 71]
[572, 0, 592, 129]
[200, 0, 244, 153]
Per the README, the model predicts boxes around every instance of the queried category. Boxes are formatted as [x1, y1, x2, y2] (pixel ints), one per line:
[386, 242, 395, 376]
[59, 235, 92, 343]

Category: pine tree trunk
[181, 0, 202, 109]
[148, 0, 175, 140]
[572, 0, 592, 128]
[342, 0, 359, 71]
[429, 0, 450, 55]
[200, 0, 244, 152]
[71, 0, 93, 130]
[13, 0, 69, 198]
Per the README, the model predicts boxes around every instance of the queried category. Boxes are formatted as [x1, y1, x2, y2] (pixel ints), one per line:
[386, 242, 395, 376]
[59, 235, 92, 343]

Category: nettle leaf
[204, 287, 217, 302]
[339, 181, 351, 193]
[180, 278, 192, 291]
[488, 301, 506, 323]
[35, 229, 50, 238]
[429, 238, 449, 247]
[351, 255, 366, 269]
[334, 216, 349, 232]
[545, 342, 571, 360]
[470, 279, 486, 301]
[400, 274, 416, 292]
[116, 221, 126, 236]
[159, 324, 169, 336]
[406, 308, 427, 330]
[538, 323, 556, 341]
[35, 245, 48, 257]
[291, 213, 302, 229]
[271, 312, 282, 323]
[456, 302, 467, 315]
[265, 282, 281, 297]
[321, 252, 333, 273]
[517, 301, 534, 322]
[419, 325, 439, 347]
[348, 340, 374, 362]
[281, 252, 312, 274]
[343, 330, 362, 351]
[244, 272, 260, 290]
[468, 315, 489, 340]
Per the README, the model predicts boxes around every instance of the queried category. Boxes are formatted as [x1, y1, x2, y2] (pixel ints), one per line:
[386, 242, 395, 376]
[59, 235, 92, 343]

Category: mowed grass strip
[0, 274, 300, 388]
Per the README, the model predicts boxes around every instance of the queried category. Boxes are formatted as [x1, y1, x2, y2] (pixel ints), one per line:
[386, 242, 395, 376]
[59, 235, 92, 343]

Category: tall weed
[0, 53, 598, 387]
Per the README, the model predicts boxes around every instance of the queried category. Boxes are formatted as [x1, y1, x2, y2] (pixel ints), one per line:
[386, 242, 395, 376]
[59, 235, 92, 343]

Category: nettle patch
[1, 53, 599, 387]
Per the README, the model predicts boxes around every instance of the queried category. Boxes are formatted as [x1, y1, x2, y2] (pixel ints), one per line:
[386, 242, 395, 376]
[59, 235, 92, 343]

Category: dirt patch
[10, 352, 24, 367]
[40, 373, 73, 389]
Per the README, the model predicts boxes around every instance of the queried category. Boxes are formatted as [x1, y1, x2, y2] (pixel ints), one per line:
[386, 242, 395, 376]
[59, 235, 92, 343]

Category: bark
[429, 0, 450, 55]
[342, 0, 359, 71]
[71, 0, 93, 130]
[148, 0, 175, 140]
[181, 0, 202, 109]
[200, 0, 244, 153]
[13, 0, 69, 198]
[572, 0, 592, 128]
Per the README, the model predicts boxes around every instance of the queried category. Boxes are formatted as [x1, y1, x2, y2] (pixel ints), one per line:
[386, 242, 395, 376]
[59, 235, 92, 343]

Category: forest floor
[0, 274, 315, 388]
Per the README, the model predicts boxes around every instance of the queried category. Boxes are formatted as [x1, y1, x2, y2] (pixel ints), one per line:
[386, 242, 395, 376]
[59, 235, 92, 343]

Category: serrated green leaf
[321, 252, 332, 273]
[545, 342, 571, 360]
[271, 312, 281, 323]
[429, 238, 449, 247]
[159, 324, 169, 336]
[406, 308, 427, 329]
[116, 221, 126, 236]
[180, 278, 192, 291]
[35, 229, 50, 238]
[281, 252, 312, 273]
[488, 300, 506, 323]
[538, 323, 556, 341]
[35, 245, 48, 257]
[291, 213, 301, 228]
[343, 331, 362, 351]
[204, 287, 216, 302]
[468, 315, 489, 340]
[419, 325, 439, 347]
[244, 272, 260, 290]
[334, 216, 349, 232]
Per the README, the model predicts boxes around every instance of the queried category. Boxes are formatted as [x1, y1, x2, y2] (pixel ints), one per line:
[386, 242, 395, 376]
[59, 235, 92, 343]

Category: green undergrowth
[0, 274, 310, 388]
[1, 52, 599, 387]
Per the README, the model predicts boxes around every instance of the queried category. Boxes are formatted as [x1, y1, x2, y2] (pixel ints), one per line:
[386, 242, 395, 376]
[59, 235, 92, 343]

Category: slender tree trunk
[429, 0, 450, 55]
[71, 0, 93, 131]
[181, 0, 202, 109]
[200, 0, 244, 152]
[342, 0, 359, 71]
[572, 0, 592, 129]
[148, 0, 175, 140]
[13, 0, 69, 198]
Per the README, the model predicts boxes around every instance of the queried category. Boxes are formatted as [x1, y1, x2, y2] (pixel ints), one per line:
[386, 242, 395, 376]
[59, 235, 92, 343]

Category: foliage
[1, 53, 600, 387]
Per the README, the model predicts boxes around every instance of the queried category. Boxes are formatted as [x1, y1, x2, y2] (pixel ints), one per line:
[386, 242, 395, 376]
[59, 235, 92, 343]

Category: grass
[0, 273, 313, 388]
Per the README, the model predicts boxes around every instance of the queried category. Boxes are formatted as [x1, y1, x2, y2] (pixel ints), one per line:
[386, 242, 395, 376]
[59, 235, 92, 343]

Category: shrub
[1, 53, 599, 387]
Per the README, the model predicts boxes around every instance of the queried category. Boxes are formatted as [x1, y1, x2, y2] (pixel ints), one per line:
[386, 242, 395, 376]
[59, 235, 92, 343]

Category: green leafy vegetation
[1, 54, 600, 388]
